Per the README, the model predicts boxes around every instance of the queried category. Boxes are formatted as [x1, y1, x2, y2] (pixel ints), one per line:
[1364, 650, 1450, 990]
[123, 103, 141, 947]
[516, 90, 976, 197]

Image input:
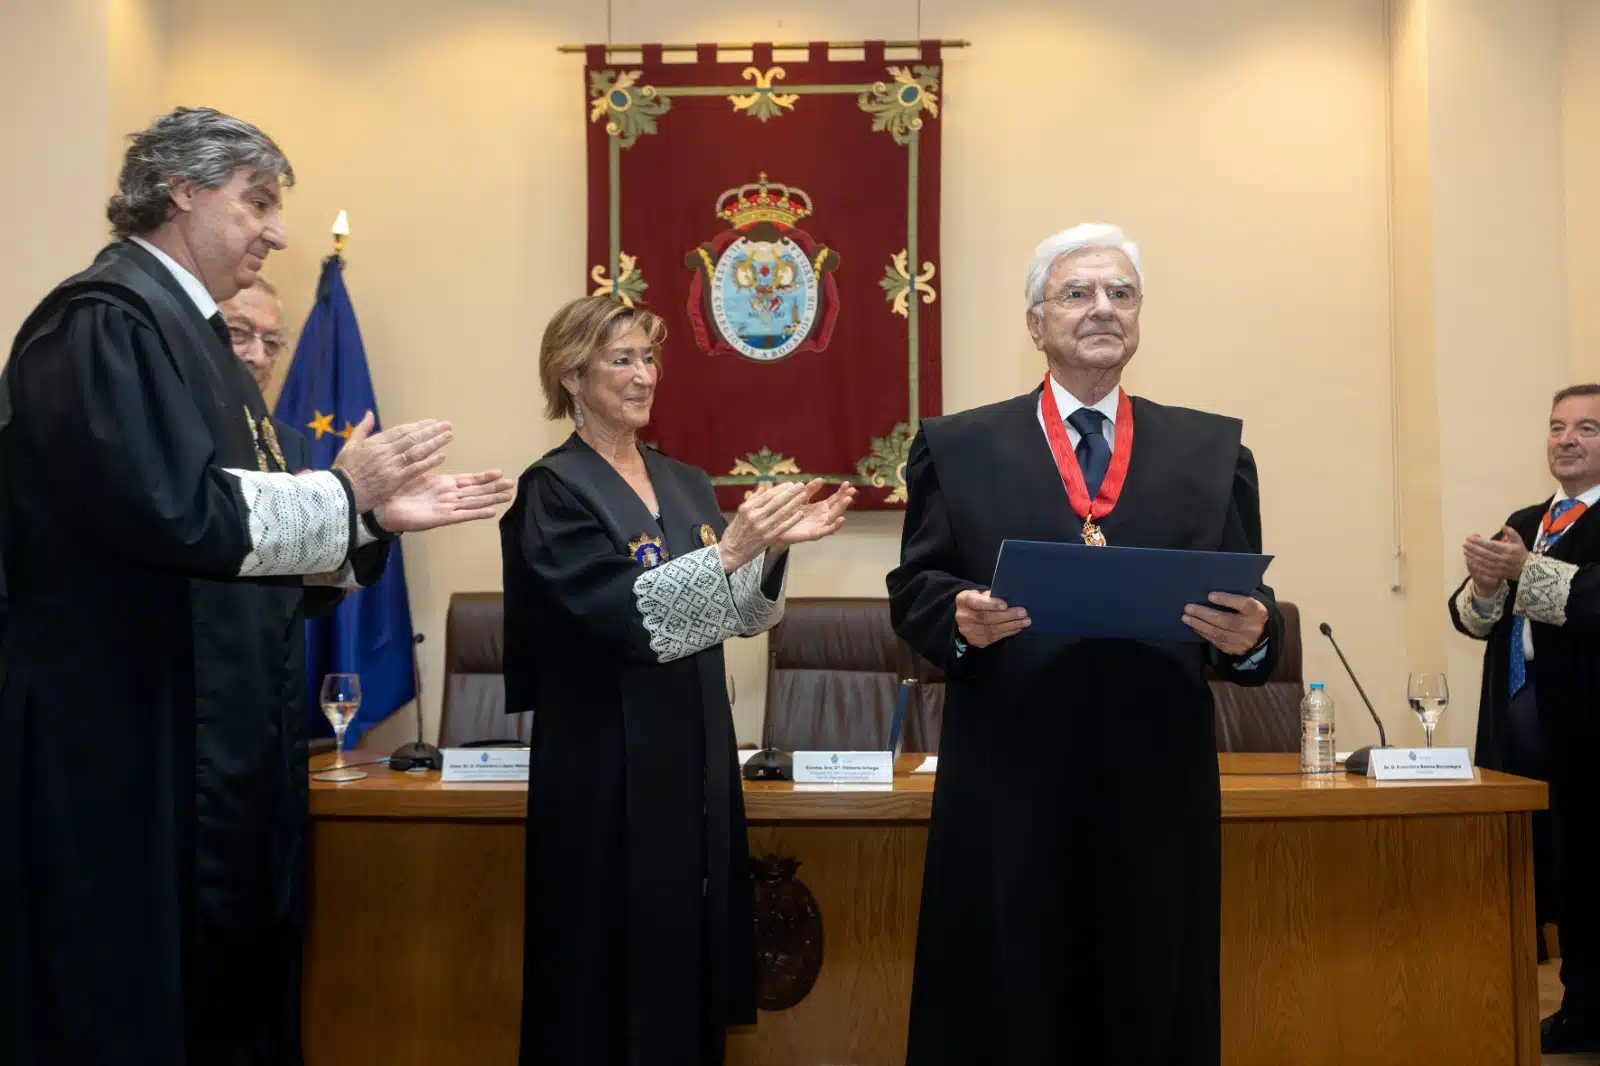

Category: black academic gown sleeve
[10, 301, 282, 576]
[888, 429, 990, 680]
[1206, 446, 1284, 684]
[271, 418, 382, 614]
[1446, 507, 1543, 768]
[509, 461, 785, 670]
[1442, 506, 1600, 639]
[514, 466, 675, 664]
[1545, 558, 1600, 622]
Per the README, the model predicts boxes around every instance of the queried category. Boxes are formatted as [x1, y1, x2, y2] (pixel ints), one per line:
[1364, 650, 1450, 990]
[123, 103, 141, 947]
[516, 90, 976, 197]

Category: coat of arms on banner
[685, 174, 840, 362]
[582, 41, 944, 509]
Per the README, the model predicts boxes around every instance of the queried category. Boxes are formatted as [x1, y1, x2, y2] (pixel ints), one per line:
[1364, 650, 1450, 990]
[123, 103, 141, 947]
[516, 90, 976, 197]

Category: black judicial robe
[1448, 498, 1600, 1011]
[1448, 503, 1566, 771]
[887, 390, 1284, 1066]
[502, 435, 784, 1066]
[1448, 505, 1555, 927]
[0, 241, 386, 1066]
[278, 417, 313, 471]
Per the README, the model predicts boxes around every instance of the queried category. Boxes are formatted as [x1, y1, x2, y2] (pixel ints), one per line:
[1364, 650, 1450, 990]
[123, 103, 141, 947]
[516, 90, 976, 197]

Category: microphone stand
[1319, 622, 1389, 775]
[390, 632, 442, 772]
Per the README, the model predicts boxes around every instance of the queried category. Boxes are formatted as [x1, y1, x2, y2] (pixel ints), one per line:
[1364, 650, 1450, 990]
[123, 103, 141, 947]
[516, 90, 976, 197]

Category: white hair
[1024, 223, 1143, 310]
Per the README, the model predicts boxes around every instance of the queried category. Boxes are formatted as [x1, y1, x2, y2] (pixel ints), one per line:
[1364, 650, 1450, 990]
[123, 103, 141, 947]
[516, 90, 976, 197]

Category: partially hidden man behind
[221, 275, 309, 469]
[887, 223, 1284, 1065]
[220, 276, 349, 684]
[1449, 383, 1600, 1055]
[0, 107, 514, 1066]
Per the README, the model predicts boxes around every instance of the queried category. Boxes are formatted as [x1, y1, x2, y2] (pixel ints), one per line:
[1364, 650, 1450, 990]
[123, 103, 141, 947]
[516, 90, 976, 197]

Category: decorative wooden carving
[749, 854, 823, 1010]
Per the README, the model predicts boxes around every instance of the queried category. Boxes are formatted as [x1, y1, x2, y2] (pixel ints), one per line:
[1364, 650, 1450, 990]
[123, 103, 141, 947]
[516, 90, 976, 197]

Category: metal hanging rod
[557, 39, 969, 54]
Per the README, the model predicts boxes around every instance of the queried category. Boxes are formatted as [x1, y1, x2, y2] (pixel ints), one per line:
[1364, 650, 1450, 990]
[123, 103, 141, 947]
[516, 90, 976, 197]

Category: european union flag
[275, 254, 416, 747]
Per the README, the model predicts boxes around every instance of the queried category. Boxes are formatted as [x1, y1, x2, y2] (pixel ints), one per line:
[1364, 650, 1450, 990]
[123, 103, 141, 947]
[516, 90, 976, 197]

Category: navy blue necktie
[1066, 407, 1111, 499]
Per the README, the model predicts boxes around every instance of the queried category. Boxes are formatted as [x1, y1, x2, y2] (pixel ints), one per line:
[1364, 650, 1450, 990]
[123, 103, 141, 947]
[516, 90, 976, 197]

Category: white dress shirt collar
[127, 236, 219, 320]
[1037, 373, 1121, 451]
[1553, 484, 1600, 510]
[1048, 374, 1119, 427]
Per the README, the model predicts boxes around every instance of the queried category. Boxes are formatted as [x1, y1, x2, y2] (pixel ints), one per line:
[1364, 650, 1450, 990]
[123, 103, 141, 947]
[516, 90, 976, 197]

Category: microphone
[1319, 622, 1388, 775]
[389, 633, 442, 772]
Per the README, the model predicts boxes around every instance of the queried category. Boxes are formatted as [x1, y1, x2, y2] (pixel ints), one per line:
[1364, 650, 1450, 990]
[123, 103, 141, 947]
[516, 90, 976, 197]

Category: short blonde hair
[539, 296, 667, 421]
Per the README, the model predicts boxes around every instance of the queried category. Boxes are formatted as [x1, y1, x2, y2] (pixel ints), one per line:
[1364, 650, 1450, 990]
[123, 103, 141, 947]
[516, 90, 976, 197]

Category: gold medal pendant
[1081, 505, 1107, 546]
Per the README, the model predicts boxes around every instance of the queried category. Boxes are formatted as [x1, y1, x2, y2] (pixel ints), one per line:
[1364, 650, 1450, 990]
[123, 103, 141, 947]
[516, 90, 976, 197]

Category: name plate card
[1367, 747, 1474, 781]
[792, 751, 894, 785]
[440, 747, 530, 783]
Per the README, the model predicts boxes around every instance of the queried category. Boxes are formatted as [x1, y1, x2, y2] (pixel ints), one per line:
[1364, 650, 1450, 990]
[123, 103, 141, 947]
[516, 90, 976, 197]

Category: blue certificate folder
[989, 539, 1274, 643]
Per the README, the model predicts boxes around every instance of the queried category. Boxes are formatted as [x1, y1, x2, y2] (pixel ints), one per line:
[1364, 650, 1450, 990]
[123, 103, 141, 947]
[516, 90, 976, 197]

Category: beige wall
[107, 0, 170, 186]
[1389, 0, 1448, 722]
[5, 0, 1596, 754]
[1417, 0, 1572, 743]
[1389, 0, 1577, 747]
[1567, 0, 1600, 384]
[0, 0, 168, 348]
[0, 0, 111, 338]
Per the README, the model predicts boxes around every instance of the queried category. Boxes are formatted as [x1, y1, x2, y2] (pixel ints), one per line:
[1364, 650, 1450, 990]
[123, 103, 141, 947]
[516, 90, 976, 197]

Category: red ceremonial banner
[584, 41, 944, 509]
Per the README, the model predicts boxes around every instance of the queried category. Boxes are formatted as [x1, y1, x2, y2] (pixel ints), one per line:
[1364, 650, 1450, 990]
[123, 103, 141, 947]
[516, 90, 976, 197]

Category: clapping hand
[331, 413, 452, 513]
[373, 470, 516, 533]
[1463, 526, 1528, 596]
[718, 479, 855, 572]
[773, 482, 856, 547]
[717, 481, 815, 572]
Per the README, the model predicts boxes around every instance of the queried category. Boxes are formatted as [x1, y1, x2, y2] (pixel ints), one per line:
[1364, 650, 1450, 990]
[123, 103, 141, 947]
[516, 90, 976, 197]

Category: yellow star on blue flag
[306, 411, 335, 439]
[274, 255, 416, 747]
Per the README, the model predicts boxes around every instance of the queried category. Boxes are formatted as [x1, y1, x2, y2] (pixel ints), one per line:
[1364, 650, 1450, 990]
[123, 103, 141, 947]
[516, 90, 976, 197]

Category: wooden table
[305, 753, 1547, 1066]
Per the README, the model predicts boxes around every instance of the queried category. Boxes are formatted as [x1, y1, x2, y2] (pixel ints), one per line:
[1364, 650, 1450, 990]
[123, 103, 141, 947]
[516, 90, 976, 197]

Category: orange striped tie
[1540, 498, 1587, 550]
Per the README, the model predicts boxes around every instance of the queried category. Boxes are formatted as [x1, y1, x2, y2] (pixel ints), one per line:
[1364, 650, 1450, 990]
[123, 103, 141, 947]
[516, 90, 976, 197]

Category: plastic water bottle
[1300, 683, 1335, 773]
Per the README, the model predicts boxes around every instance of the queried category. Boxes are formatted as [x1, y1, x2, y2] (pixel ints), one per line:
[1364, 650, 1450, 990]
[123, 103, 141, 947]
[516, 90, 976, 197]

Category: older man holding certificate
[887, 223, 1285, 1066]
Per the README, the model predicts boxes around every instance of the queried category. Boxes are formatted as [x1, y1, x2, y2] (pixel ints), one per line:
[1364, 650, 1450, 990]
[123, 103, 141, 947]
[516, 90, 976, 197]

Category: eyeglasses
[227, 325, 286, 359]
[1037, 285, 1142, 312]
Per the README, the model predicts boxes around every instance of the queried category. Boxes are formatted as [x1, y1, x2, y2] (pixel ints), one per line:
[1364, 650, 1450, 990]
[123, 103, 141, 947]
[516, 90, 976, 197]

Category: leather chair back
[873, 605, 1304, 757]
[436, 592, 532, 748]
[762, 598, 906, 752]
[427, 593, 1303, 756]
[1209, 602, 1303, 752]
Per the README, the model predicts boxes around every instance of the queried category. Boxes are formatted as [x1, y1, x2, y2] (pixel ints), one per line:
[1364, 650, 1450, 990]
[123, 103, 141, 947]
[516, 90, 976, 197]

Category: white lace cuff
[633, 545, 746, 663]
[1516, 554, 1578, 626]
[731, 550, 786, 635]
[227, 470, 351, 577]
[1454, 580, 1507, 637]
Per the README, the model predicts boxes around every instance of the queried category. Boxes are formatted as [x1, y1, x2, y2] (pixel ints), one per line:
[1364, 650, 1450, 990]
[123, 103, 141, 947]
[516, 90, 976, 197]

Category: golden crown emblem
[715, 173, 813, 231]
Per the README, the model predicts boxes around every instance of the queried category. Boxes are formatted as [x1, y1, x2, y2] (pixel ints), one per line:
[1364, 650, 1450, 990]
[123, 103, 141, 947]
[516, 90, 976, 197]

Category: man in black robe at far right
[1449, 383, 1600, 1055]
[887, 222, 1284, 1066]
[0, 106, 514, 1066]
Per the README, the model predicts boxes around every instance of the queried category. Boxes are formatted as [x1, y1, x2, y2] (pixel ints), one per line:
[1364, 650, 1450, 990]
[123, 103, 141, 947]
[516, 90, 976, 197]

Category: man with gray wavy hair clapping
[0, 106, 512, 1066]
